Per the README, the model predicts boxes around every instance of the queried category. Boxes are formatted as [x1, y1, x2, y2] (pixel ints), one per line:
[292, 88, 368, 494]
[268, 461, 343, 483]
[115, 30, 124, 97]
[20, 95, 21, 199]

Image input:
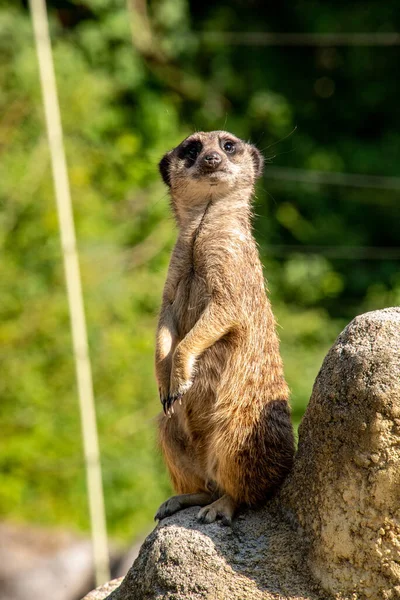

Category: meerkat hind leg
[197, 493, 237, 526]
[155, 492, 213, 521]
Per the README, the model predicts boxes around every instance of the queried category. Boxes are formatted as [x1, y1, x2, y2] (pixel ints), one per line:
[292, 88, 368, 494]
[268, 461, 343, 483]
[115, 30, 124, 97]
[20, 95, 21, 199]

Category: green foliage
[1, 0, 399, 542]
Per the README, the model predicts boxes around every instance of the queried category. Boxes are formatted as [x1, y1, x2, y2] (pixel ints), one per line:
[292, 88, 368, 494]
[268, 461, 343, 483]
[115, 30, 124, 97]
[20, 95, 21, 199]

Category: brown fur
[155, 131, 295, 524]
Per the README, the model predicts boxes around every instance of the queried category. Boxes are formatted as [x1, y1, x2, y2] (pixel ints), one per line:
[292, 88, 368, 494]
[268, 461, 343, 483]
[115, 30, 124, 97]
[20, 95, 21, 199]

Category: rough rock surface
[104, 503, 326, 600]
[82, 307, 400, 600]
[282, 307, 400, 599]
[83, 579, 123, 600]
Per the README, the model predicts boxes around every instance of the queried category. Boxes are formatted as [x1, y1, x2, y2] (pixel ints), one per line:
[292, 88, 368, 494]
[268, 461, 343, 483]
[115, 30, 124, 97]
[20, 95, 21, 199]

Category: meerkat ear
[159, 152, 172, 187]
[249, 145, 264, 179]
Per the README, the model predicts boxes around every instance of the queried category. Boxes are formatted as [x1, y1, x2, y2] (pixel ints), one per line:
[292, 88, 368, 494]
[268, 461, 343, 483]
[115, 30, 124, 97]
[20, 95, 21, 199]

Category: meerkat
[154, 131, 295, 525]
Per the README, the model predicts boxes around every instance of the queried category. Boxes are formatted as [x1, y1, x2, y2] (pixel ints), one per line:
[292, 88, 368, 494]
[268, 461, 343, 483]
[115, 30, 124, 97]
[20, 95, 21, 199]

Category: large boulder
[281, 307, 400, 599]
[101, 502, 326, 600]
[83, 307, 400, 600]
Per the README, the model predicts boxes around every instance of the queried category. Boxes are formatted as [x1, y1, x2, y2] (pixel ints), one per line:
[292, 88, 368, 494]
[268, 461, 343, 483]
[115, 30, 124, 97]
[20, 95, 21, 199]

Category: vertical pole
[29, 0, 110, 585]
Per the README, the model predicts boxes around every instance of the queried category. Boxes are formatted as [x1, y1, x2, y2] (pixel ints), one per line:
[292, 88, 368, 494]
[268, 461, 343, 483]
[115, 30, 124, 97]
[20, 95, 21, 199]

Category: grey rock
[104, 503, 326, 600]
[83, 307, 400, 600]
[83, 579, 123, 600]
[281, 307, 400, 599]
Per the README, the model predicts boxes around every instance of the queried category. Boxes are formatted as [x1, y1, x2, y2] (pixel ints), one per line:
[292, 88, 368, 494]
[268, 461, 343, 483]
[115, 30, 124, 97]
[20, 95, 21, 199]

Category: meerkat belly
[176, 337, 231, 473]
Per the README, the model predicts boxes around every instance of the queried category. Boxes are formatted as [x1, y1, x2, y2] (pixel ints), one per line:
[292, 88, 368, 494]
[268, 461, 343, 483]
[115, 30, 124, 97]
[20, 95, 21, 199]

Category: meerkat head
[159, 131, 264, 217]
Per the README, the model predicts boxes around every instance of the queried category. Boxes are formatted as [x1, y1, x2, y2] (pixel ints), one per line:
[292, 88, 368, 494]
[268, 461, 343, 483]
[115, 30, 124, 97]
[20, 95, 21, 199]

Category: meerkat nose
[203, 152, 222, 169]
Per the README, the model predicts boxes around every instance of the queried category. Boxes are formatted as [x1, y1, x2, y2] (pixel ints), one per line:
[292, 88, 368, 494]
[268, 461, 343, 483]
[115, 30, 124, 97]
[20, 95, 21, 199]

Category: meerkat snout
[202, 152, 222, 170]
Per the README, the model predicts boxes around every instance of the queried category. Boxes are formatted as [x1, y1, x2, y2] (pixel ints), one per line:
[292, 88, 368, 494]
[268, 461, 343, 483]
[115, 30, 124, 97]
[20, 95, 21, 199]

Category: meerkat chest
[177, 273, 209, 334]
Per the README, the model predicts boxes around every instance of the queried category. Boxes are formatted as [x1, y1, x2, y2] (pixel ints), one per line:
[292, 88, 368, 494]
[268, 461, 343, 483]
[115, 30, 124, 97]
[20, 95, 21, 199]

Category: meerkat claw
[164, 392, 183, 416]
[163, 396, 173, 415]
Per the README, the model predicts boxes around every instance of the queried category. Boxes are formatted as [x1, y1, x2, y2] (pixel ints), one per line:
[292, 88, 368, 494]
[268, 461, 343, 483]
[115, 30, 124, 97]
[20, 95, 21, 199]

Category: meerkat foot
[197, 494, 237, 526]
[155, 492, 212, 521]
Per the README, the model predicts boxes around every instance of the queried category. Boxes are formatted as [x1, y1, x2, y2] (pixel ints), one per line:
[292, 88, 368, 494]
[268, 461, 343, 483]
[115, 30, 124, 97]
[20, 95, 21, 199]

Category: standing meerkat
[155, 131, 294, 524]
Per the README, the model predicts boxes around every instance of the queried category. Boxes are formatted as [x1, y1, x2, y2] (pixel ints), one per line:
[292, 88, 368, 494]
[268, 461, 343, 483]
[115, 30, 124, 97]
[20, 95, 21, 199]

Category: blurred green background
[1, 0, 399, 543]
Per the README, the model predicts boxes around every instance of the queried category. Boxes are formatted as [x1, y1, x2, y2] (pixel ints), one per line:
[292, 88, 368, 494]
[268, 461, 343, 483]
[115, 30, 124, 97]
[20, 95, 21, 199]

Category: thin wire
[200, 32, 400, 47]
[262, 245, 400, 260]
[29, 0, 110, 585]
[265, 166, 400, 191]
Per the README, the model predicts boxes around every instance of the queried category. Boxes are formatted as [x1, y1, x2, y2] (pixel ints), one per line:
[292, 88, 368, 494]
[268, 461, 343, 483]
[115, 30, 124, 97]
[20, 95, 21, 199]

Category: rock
[281, 307, 400, 599]
[83, 307, 400, 600]
[103, 503, 326, 600]
[83, 579, 123, 600]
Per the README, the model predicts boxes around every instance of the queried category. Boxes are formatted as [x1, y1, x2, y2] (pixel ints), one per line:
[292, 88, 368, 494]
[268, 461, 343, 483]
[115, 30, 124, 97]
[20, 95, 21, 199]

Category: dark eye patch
[178, 140, 203, 166]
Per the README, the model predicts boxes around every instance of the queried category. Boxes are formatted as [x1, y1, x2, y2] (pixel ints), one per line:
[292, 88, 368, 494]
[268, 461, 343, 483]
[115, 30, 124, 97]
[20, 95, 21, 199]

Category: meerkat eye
[223, 140, 236, 153]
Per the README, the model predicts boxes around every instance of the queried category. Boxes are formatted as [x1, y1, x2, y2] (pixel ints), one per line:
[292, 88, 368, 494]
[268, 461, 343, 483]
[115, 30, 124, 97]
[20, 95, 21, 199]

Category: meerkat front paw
[165, 348, 195, 414]
[158, 378, 178, 416]
[162, 389, 184, 416]
[159, 385, 172, 415]
[156, 359, 174, 414]
[159, 377, 189, 416]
